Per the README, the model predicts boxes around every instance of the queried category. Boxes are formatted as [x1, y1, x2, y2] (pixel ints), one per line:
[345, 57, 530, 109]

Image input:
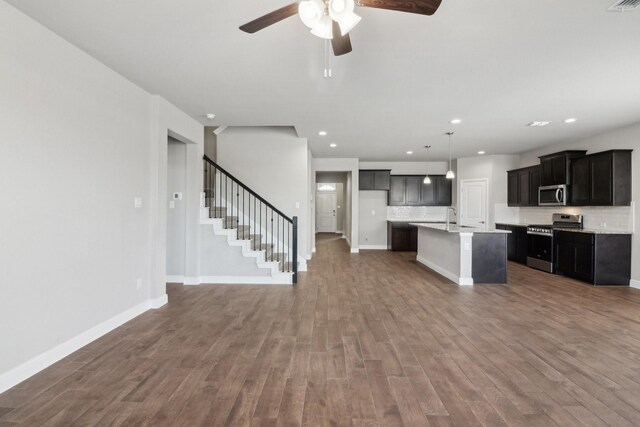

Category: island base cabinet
[555, 231, 631, 286]
[387, 223, 418, 251]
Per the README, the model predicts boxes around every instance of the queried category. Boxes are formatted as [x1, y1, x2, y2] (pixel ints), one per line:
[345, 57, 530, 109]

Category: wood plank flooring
[2, 232, 640, 426]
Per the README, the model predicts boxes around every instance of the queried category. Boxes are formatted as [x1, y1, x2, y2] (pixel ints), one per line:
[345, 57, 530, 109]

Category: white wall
[456, 155, 520, 227]
[0, 1, 203, 392]
[217, 127, 310, 265]
[359, 191, 388, 249]
[167, 139, 187, 276]
[517, 121, 640, 282]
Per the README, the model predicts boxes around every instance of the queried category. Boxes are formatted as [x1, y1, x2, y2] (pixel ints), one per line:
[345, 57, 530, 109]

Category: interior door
[459, 180, 487, 227]
[316, 192, 337, 232]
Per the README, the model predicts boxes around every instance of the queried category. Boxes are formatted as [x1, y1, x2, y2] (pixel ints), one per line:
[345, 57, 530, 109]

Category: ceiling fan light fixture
[299, 0, 325, 29]
[310, 14, 333, 39]
[337, 13, 361, 35]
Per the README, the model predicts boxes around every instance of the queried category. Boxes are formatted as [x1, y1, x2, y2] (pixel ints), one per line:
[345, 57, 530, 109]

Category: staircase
[201, 155, 298, 284]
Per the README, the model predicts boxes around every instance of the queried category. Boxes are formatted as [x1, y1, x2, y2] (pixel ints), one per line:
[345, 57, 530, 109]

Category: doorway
[166, 137, 187, 281]
[316, 184, 337, 233]
[459, 179, 488, 227]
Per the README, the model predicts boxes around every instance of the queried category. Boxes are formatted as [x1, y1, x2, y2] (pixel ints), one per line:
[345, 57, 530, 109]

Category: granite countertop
[387, 219, 451, 223]
[554, 227, 632, 235]
[410, 223, 511, 234]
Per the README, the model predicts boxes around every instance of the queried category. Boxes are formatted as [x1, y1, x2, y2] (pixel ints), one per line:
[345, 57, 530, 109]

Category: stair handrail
[204, 155, 292, 223]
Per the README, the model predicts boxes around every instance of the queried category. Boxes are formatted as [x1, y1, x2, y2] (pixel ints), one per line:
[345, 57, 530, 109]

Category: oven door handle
[555, 188, 562, 203]
[527, 231, 552, 237]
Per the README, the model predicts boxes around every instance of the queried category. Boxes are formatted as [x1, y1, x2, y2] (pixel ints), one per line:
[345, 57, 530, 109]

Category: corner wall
[0, 1, 203, 392]
[216, 127, 310, 265]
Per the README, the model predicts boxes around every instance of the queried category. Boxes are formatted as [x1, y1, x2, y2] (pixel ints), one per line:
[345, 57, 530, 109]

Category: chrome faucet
[446, 207, 456, 230]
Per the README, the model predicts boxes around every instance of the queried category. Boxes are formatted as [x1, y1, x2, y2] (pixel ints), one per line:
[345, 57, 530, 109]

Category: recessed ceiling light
[478, 151, 485, 155]
[563, 118, 577, 123]
[450, 119, 462, 124]
[206, 113, 216, 120]
[318, 131, 327, 136]
[528, 121, 551, 127]
[329, 143, 337, 148]
[406, 151, 413, 155]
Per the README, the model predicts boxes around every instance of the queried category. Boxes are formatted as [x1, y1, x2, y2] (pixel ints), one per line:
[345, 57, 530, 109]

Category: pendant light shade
[446, 132, 455, 180]
[310, 14, 333, 39]
[329, 0, 361, 35]
[299, 0, 324, 29]
[423, 145, 432, 185]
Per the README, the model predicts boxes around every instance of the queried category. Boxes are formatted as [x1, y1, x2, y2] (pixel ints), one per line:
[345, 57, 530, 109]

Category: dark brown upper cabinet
[507, 165, 540, 207]
[539, 151, 587, 186]
[570, 150, 632, 206]
[359, 170, 390, 191]
[389, 175, 452, 206]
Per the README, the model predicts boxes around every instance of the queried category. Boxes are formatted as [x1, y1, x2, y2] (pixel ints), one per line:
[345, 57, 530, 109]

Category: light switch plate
[173, 192, 182, 200]
[295, 202, 300, 209]
[134, 197, 143, 208]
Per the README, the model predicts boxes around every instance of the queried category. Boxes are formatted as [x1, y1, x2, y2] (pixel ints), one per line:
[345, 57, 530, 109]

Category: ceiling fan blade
[356, 0, 442, 16]
[239, 3, 299, 34]
[332, 20, 353, 56]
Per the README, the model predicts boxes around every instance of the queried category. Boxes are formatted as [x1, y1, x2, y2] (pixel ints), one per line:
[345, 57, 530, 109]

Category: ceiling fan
[239, 0, 443, 56]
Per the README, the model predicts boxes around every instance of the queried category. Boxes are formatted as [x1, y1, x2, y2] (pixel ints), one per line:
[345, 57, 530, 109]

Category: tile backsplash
[387, 206, 450, 221]
[495, 203, 634, 232]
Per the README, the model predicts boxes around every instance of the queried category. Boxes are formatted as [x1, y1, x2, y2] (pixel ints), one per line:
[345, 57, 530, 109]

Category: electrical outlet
[134, 197, 143, 208]
[136, 278, 142, 290]
[169, 201, 175, 209]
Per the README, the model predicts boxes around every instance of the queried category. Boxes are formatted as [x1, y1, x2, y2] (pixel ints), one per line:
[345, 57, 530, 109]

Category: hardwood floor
[3, 233, 640, 426]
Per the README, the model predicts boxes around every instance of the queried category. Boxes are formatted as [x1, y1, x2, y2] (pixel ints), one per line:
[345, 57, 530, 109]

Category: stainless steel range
[526, 213, 583, 273]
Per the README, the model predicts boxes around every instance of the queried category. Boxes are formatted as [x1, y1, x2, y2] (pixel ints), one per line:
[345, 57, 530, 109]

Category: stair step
[235, 225, 251, 239]
[222, 216, 239, 226]
[280, 261, 294, 273]
[209, 206, 227, 218]
[266, 252, 286, 262]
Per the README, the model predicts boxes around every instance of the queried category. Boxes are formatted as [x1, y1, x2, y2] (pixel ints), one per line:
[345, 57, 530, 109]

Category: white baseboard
[166, 275, 184, 283]
[416, 255, 473, 286]
[350, 248, 360, 253]
[298, 257, 308, 272]
[198, 276, 292, 285]
[359, 245, 387, 250]
[0, 296, 166, 394]
[335, 230, 343, 234]
[630, 279, 640, 289]
[312, 247, 317, 253]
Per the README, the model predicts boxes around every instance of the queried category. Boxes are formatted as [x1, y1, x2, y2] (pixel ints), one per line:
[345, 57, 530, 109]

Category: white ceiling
[7, 0, 640, 161]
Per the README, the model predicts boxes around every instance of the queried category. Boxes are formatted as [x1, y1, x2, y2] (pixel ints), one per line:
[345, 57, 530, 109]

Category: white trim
[168, 275, 293, 285]
[359, 245, 388, 250]
[166, 275, 185, 283]
[312, 247, 317, 253]
[630, 279, 640, 289]
[350, 248, 360, 253]
[149, 294, 169, 309]
[198, 275, 292, 285]
[416, 255, 474, 286]
[335, 230, 343, 234]
[0, 297, 165, 394]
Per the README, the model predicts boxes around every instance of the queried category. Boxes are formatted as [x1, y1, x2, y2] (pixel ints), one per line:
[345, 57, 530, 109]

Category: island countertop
[410, 223, 511, 234]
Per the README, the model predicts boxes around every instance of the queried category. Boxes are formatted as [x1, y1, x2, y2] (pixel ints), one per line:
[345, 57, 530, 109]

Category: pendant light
[445, 131, 455, 179]
[423, 145, 432, 185]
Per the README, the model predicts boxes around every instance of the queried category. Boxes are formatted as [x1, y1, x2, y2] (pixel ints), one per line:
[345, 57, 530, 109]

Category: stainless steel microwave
[538, 184, 568, 206]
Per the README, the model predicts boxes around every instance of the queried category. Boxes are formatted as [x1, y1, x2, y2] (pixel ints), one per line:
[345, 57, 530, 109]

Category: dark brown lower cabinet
[495, 224, 527, 264]
[387, 222, 418, 251]
[554, 231, 631, 286]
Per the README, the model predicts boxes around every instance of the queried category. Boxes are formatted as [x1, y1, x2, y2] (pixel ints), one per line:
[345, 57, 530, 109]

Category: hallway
[2, 234, 640, 425]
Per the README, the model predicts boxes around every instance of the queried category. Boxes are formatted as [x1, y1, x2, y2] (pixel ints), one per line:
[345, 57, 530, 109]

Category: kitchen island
[412, 223, 511, 285]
